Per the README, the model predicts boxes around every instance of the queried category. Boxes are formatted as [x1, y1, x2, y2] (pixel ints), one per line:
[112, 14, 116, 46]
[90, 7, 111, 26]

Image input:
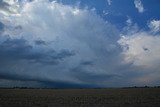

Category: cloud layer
[0, 0, 160, 87]
[0, 0, 121, 87]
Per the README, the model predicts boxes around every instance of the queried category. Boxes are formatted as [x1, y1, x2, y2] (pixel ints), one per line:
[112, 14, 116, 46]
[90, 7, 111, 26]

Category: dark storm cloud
[1, 0, 159, 88]
[0, 0, 9, 8]
[40, 81, 97, 88]
[0, 22, 4, 29]
[14, 25, 22, 30]
[0, 70, 34, 81]
[0, 0, 125, 88]
[0, 71, 96, 88]
[70, 67, 120, 83]
[0, 38, 75, 65]
[80, 61, 93, 66]
[0, 22, 4, 33]
[0, 38, 32, 60]
[31, 50, 75, 65]
[52, 50, 75, 60]
[0, 79, 96, 88]
[0, 0, 11, 13]
[143, 47, 149, 51]
[35, 39, 46, 45]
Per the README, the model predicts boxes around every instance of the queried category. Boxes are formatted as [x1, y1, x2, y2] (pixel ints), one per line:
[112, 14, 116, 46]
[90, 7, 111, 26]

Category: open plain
[0, 88, 160, 107]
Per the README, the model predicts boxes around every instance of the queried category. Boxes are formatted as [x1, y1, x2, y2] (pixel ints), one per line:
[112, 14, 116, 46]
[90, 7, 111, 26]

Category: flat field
[0, 88, 160, 107]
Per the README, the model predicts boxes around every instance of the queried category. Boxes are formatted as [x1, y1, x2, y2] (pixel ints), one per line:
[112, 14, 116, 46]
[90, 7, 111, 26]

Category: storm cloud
[0, 0, 160, 88]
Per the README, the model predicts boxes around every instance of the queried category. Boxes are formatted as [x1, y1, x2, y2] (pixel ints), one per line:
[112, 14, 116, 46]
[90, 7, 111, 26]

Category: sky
[0, 0, 160, 88]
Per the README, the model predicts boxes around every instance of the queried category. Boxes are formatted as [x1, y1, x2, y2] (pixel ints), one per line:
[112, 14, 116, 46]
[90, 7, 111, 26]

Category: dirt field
[0, 88, 160, 107]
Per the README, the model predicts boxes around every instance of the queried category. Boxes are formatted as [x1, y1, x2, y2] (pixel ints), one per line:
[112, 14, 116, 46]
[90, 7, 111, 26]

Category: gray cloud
[0, 0, 136, 87]
[0, 37, 75, 65]
[0, 22, 4, 35]
[0, 0, 17, 14]
[0, 0, 159, 88]
[0, 38, 32, 58]
[71, 67, 120, 84]
[80, 61, 94, 66]
[0, 22, 4, 30]
[35, 39, 46, 45]
[0, 0, 10, 9]
[0, 0, 121, 87]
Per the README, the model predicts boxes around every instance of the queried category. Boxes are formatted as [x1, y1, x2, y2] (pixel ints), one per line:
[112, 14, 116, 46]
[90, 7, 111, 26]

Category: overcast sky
[0, 0, 160, 88]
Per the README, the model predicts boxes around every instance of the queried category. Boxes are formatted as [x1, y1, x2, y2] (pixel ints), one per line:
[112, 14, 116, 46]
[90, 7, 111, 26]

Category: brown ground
[0, 88, 160, 107]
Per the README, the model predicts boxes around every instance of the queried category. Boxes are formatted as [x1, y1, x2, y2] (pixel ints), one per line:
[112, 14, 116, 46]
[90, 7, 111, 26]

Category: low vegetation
[0, 88, 160, 107]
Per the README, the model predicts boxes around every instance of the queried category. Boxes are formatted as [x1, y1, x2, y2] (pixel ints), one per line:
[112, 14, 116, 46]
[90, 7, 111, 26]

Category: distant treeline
[122, 86, 160, 89]
[0, 86, 160, 89]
